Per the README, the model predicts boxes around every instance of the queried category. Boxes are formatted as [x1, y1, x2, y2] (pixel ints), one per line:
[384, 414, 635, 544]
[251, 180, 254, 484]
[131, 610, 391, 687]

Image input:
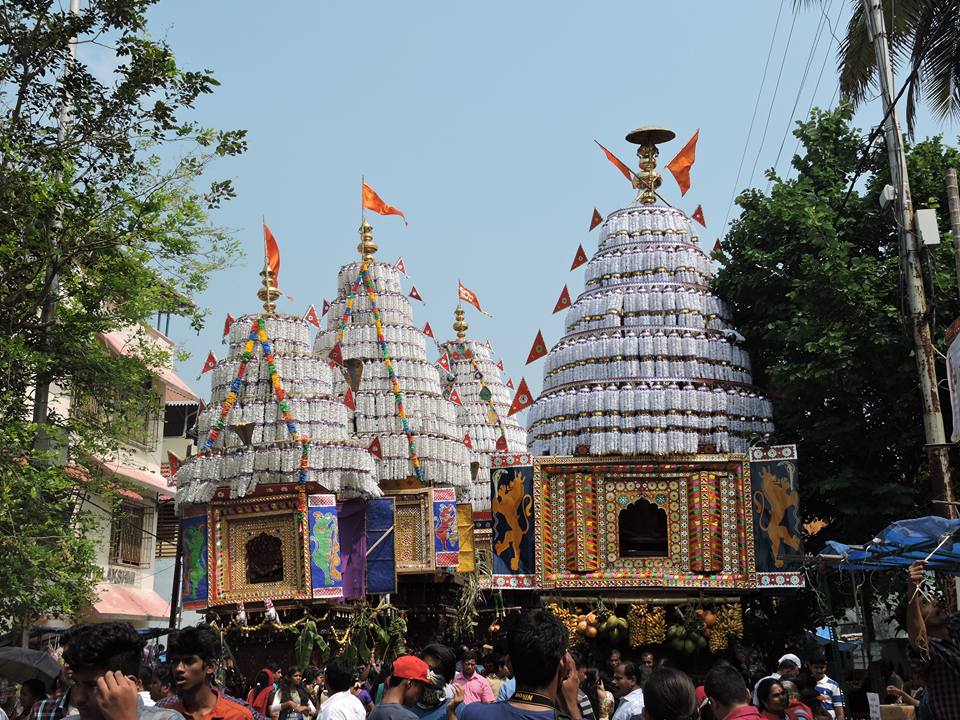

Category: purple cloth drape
[337, 498, 367, 599]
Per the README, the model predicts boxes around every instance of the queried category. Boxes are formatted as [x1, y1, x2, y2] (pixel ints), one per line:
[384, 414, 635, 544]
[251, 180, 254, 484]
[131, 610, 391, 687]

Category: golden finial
[453, 305, 468, 340]
[626, 125, 676, 205]
[257, 262, 282, 315]
[358, 219, 377, 263]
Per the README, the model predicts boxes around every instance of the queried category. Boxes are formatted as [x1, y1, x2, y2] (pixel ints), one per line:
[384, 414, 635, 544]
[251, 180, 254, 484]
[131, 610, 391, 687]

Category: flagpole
[261, 214, 268, 268]
[361, 175, 366, 223]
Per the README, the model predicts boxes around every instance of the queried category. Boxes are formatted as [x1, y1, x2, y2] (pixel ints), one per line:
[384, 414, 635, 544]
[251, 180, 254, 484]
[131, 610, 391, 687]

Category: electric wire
[721, 0, 787, 232]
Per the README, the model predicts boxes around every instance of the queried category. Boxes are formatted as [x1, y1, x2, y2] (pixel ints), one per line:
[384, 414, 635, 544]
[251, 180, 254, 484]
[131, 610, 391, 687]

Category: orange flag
[526, 330, 548, 364]
[507, 378, 534, 416]
[553, 285, 572, 314]
[666, 130, 699, 196]
[692, 205, 706, 227]
[362, 181, 407, 224]
[594, 140, 635, 183]
[589, 208, 603, 231]
[458, 281, 491, 316]
[571, 244, 588, 270]
[264, 223, 280, 286]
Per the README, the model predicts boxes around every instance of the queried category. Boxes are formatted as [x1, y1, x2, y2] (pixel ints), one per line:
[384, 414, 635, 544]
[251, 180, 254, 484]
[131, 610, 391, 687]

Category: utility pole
[946, 168, 960, 301]
[862, 0, 956, 517]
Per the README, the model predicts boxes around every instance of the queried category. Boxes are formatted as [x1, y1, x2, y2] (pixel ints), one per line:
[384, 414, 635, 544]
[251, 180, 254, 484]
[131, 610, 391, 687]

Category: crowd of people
[1, 562, 957, 720]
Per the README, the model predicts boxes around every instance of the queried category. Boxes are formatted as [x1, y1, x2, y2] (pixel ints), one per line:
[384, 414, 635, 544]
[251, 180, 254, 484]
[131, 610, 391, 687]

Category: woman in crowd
[582, 670, 602, 720]
[641, 668, 698, 720]
[756, 679, 788, 720]
[249, 668, 277, 718]
[596, 672, 616, 720]
[271, 666, 316, 720]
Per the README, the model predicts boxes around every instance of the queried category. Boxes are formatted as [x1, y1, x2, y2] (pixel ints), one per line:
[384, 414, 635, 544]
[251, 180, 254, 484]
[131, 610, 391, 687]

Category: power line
[721, 0, 787, 232]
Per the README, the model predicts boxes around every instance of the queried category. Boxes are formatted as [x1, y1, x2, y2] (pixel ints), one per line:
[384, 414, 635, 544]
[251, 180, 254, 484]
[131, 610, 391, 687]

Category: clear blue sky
[142, 0, 946, 404]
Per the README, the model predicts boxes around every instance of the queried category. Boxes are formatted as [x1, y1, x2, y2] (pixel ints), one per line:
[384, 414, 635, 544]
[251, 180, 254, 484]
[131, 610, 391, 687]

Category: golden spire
[453, 305, 468, 340]
[358, 219, 377, 263]
[625, 125, 676, 205]
[257, 263, 282, 315]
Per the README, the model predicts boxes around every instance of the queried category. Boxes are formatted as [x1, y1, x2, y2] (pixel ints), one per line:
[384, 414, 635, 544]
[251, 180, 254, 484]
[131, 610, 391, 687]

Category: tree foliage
[714, 103, 960, 547]
[0, 0, 245, 634]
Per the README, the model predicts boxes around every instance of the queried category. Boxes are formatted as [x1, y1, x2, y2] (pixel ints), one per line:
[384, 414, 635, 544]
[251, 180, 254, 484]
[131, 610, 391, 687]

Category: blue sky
[141, 0, 947, 406]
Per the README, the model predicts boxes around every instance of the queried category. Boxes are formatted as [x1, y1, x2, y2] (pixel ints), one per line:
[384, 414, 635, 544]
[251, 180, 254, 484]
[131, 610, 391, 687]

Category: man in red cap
[369, 657, 434, 720]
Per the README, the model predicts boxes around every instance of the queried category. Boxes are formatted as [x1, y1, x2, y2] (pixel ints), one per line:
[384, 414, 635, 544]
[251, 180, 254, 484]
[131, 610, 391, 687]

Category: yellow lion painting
[752, 462, 801, 568]
[493, 469, 533, 572]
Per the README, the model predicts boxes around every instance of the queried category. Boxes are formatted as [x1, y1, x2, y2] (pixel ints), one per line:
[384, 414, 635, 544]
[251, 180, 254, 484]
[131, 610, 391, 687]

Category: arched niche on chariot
[617, 497, 668, 558]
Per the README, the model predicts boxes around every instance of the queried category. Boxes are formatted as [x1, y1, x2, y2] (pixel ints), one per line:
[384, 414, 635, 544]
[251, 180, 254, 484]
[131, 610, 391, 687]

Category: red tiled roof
[92, 583, 170, 620]
[97, 331, 201, 404]
[92, 457, 172, 499]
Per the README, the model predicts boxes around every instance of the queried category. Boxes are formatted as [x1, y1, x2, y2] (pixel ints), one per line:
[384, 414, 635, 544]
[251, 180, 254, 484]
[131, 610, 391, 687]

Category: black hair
[704, 663, 748, 707]
[139, 667, 155, 688]
[325, 656, 356, 694]
[644, 668, 698, 720]
[62, 623, 145, 677]
[167, 623, 220, 664]
[807, 652, 827, 666]
[153, 665, 172, 688]
[280, 665, 304, 703]
[20, 679, 48, 701]
[570, 649, 588, 670]
[507, 609, 568, 690]
[421, 644, 456, 684]
[252, 669, 273, 696]
[302, 666, 321, 685]
[461, 650, 480, 663]
[583, 669, 601, 720]
[386, 675, 407, 689]
[270, 662, 283, 672]
[756, 678, 784, 713]
[619, 661, 640, 683]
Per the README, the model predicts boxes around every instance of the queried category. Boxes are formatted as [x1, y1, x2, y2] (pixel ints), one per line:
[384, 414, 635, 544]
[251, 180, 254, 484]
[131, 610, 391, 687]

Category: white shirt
[318, 691, 366, 720]
[612, 688, 644, 720]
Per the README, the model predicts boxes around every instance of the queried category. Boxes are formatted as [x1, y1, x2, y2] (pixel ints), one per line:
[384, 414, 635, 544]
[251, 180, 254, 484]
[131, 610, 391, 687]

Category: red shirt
[162, 689, 255, 720]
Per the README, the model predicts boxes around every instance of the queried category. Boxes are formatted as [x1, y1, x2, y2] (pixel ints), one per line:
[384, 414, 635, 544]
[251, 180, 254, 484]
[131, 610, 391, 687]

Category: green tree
[714, 103, 960, 545]
[0, 0, 244, 634]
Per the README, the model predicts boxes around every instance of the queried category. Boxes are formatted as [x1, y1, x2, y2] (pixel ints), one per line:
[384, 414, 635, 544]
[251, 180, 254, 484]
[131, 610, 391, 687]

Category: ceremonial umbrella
[0, 647, 62, 684]
[818, 516, 960, 575]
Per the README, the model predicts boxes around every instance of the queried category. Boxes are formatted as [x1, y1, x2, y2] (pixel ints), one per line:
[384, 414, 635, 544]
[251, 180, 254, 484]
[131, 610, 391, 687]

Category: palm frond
[839, 4, 876, 103]
[909, 0, 960, 131]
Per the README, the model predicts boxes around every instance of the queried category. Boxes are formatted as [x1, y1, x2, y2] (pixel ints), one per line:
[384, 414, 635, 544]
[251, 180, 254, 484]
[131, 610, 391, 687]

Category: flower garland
[455, 342, 507, 444]
[198, 318, 309, 483]
[332, 265, 424, 483]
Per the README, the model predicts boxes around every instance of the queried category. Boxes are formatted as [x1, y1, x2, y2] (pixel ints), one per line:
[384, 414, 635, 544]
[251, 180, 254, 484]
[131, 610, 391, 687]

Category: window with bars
[155, 500, 178, 558]
[110, 503, 155, 567]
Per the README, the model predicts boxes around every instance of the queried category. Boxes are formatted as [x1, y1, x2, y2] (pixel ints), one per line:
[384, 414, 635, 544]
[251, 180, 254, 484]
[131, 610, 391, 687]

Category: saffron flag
[692, 205, 706, 227]
[362, 182, 407, 223]
[589, 208, 603, 231]
[343, 388, 356, 410]
[463, 433, 473, 450]
[222, 313, 235, 337]
[507, 379, 534, 416]
[199, 351, 217, 378]
[328, 343, 343, 366]
[422, 322, 434, 338]
[526, 330, 548, 364]
[666, 129, 699, 196]
[264, 223, 280, 286]
[495, 435, 508, 452]
[321, 299, 330, 316]
[553, 285, 572, 314]
[367, 437, 382, 459]
[595, 140, 635, 183]
[167, 451, 182, 480]
[571, 244, 588, 270]
[395, 257, 407, 274]
[437, 353, 450, 372]
[449, 388, 463, 406]
[409, 286, 423, 302]
[304, 304, 321, 328]
[497, 359, 504, 371]
[507, 378, 514, 389]
[458, 281, 490, 316]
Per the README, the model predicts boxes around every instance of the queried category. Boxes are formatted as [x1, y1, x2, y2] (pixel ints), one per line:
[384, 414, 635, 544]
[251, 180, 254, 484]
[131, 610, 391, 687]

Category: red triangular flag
[264, 223, 280, 286]
[462, 433, 473, 449]
[571, 244, 589, 270]
[199, 351, 217, 376]
[553, 286, 572, 314]
[495, 435, 508, 452]
[362, 181, 407, 223]
[497, 359, 504, 371]
[526, 331, 548, 364]
[666, 129, 699, 196]
[422, 322, 434, 338]
[223, 313, 235, 337]
[594, 140, 635, 183]
[692, 204, 706, 227]
[367, 436, 382, 458]
[507, 378, 514, 389]
[409, 286, 423, 302]
[437, 353, 450, 371]
[304, 304, 320, 328]
[395, 257, 407, 274]
[343, 388, 356, 410]
[589, 208, 603, 231]
[321, 299, 330, 316]
[507, 379, 534, 416]
[712, 239, 722, 256]
[449, 388, 463, 406]
[328, 343, 343, 366]
[167, 451, 182, 478]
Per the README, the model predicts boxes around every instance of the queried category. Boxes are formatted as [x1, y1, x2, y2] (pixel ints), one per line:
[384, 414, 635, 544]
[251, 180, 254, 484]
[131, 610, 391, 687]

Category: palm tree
[804, 0, 960, 134]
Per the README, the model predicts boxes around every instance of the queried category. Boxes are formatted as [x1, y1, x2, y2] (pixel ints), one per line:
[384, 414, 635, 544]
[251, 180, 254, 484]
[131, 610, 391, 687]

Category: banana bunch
[627, 604, 666, 647]
[707, 603, 744, 653]
[547, 602, 579, 637]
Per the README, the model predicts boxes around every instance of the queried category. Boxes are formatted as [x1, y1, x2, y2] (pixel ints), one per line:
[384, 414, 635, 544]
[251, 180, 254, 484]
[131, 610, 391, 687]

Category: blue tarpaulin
[817, 516, 960, 575]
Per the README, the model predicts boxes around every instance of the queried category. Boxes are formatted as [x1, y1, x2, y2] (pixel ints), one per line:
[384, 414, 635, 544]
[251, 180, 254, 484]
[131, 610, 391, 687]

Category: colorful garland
[332, 265, 425, 483]
[198, 318, 308, 483]
[454, 342, 507, 443]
